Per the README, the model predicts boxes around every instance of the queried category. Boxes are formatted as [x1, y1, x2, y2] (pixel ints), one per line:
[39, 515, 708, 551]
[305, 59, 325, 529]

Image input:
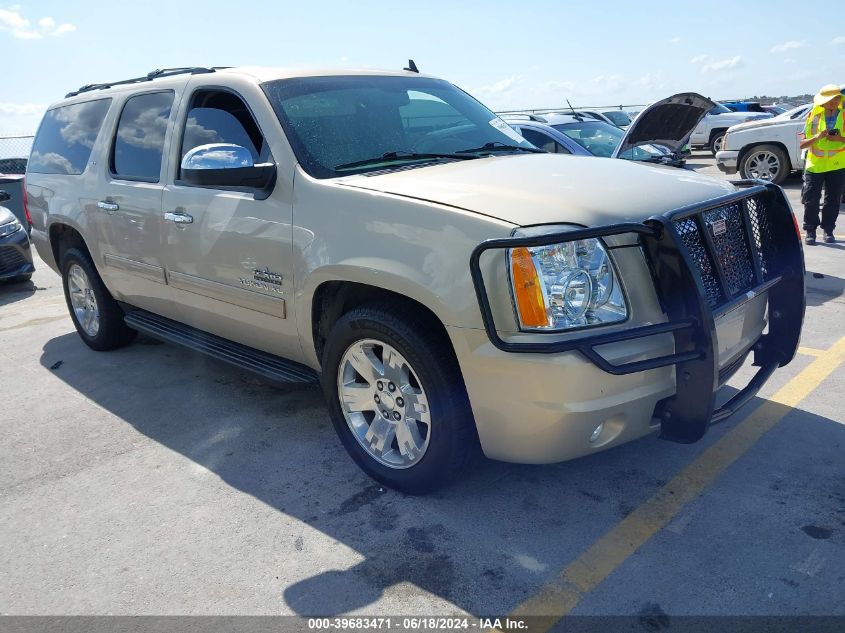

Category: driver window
[179, 89, 272, 180]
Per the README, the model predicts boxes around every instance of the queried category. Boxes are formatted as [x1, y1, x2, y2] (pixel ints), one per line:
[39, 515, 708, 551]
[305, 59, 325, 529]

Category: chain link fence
[0, 136, 34, 174]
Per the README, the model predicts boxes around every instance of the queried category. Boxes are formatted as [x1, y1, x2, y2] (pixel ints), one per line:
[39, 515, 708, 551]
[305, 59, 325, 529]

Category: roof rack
[497, 112, 549, 123]
[65, 67, 229, 98]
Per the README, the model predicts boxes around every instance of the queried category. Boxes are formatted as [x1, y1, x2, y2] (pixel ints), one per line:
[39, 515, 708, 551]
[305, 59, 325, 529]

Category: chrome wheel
[67, 263, 100, 337]
[712, 135, 725, 153]
[337, 339, 431, 469]
[745, 150, 780, 181]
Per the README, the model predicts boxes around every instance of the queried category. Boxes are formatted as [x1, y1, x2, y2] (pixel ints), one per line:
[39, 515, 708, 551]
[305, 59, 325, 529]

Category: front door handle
[164, 211, 194, 225]
[97, 200, 119, 214]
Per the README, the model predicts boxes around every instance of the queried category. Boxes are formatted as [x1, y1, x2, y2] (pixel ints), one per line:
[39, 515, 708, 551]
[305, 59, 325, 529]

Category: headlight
[509, 227, 628, 331]
[0, 218, 22, 239]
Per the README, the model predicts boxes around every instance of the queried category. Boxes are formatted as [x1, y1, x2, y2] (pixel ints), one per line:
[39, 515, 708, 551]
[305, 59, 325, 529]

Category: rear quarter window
[28, 98, 111, 175]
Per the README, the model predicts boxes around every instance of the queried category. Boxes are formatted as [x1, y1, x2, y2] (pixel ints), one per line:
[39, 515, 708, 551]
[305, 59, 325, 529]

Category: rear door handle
[97, 200, 119, 214]
[164, 211, 194, 225]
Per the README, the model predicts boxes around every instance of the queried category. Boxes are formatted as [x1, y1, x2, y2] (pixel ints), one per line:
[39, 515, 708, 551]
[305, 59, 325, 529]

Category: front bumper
[0, 227, 35, 280]
[716, 150, 740, 174]
[467, 182, 804, 460]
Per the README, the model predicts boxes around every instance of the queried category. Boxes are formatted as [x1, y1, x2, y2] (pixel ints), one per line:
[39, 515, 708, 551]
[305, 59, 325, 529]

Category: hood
[727, 117, 804, 133]
[337, 153, 736, 227]
[613, 92, 716, 157]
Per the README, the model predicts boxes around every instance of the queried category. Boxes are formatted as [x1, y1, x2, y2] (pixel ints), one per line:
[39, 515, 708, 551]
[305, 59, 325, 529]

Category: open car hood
[612, 92, 716, 158]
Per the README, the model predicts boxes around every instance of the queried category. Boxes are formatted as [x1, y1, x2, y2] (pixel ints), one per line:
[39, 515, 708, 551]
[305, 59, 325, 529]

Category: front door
[161, 84, 300, 360]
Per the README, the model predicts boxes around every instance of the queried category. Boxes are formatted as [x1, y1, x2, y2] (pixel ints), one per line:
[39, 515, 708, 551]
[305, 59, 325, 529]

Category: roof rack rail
[496, 111, 549, 123]
[65, 67, 229, 98]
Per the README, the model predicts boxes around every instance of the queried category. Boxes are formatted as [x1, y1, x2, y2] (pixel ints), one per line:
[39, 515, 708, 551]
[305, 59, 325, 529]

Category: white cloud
[0, 7, 75, 39]
[701, 56, 743, 73]
[668, 36, 681, 44]
[770, 40, 806, 53]
[543, 80, 575, 93]
[831, 36, 845, 46]
[690, 54, 709, 64]
[0, 102, 46, 115]
[0, 102, 47, 136]
[470, 75, 521, 109]
[630, 72, 666, 92]
[474, 75, 519, 96]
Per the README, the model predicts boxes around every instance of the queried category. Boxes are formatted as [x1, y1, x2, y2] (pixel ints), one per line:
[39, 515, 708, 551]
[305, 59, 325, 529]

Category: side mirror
[180, 143, 276, 190]
[0, 190, 10, 203]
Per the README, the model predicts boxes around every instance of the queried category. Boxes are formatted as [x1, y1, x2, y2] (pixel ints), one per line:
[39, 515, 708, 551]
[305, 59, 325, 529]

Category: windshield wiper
[456, 141, 546, 155]
[335, 151, 476, 171]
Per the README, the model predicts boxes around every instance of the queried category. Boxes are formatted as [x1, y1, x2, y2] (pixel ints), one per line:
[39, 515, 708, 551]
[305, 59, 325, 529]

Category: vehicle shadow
[805, 271, 845, 307]
[37, 332, 845, 616]
[0, 277, 39, 307]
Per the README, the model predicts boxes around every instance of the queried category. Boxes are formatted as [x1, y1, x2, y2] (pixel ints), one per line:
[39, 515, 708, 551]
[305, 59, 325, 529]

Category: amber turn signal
[510, 247, 549, 328]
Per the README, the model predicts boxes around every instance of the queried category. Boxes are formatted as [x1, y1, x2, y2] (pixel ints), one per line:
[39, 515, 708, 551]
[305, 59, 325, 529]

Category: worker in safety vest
[799, 84, 844, 244]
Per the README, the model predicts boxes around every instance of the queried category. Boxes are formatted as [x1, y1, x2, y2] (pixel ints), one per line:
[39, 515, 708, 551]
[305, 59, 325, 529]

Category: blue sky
[2, 0, 843, 135]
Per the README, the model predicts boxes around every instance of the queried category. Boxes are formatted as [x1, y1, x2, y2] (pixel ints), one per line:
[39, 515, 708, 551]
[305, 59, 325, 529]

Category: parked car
[26, 67, 804, 493]
[716, 104, 812, 184]
[721, 101, 767, 113]
[0, 189, 35, 283]
[573, 109, 633, 129]
[688, 103, 772, 155]
[0, 158, 30, 234]
[503, 112, 687, 167]
[762, 105, 787, 116]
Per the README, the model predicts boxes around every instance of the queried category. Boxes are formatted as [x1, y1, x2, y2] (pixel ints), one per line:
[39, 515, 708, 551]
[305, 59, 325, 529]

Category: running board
[124, 310, 319, 385]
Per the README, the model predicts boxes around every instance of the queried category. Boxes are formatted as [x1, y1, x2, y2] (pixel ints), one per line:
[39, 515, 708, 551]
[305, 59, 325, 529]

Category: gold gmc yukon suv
[26, 66, 805, 493]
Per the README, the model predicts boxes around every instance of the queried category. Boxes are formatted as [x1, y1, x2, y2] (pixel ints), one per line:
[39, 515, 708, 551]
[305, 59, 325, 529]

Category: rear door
[160, 81, 300, 360]
[94, 89, 182, 318]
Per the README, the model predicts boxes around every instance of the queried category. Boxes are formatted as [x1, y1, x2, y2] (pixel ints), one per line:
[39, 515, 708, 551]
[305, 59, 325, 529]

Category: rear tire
[321, 303, 477, 494]
[61, 247, 136, 351]
[739, 144, 789, 184]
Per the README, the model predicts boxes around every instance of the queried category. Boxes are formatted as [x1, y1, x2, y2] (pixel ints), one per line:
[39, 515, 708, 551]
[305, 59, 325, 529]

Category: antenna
[566, 99, 578, 115]
[404, 59, 419, 73]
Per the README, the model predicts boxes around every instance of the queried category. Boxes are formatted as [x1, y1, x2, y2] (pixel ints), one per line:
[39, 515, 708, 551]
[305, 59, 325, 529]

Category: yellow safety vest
[804, 106, 845, 173]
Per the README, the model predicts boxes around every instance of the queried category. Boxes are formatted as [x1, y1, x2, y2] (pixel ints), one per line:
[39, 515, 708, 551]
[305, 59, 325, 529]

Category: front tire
[710, 131, 726, 155]
[321, 303, 477, 494]
[61, 247, 136, 351]
[740, 144, 789, 184]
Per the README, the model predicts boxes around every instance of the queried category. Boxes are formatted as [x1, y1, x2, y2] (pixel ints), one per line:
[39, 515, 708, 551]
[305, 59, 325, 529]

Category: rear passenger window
[111, 91, 174, 182]
[179, 89, 271, 181]
[28, 99, 111, 175]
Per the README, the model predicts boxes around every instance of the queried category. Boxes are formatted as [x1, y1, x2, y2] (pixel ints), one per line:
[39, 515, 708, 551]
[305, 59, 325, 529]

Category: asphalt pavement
[1, 155, 843, 626]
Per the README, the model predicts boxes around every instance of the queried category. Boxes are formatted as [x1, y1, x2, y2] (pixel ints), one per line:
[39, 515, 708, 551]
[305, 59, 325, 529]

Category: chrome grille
[672, 193, 775, 309]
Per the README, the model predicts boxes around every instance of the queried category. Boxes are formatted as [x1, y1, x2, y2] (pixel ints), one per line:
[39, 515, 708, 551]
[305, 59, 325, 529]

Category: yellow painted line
[506, 336, 845, 631]
[798, 346, 825, 357]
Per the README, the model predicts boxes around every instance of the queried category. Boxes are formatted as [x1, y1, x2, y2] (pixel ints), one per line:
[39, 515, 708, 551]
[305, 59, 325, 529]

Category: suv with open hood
[26, 66, 805, 493]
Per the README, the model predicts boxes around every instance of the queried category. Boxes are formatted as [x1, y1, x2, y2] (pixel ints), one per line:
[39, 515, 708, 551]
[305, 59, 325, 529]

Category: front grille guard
[469, 181, 805, 442]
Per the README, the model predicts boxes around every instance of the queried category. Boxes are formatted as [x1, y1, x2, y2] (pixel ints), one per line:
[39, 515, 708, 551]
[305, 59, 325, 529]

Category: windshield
[709, 104, 732, 114]
[262, 76, 536, 178]
[552, 121, 656, 160]
[602, 111, 631, 127]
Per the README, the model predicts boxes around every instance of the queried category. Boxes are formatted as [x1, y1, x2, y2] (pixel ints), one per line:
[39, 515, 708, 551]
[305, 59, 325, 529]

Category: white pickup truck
[715, 104, 812, 184]
[689, 103, 771, 154]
